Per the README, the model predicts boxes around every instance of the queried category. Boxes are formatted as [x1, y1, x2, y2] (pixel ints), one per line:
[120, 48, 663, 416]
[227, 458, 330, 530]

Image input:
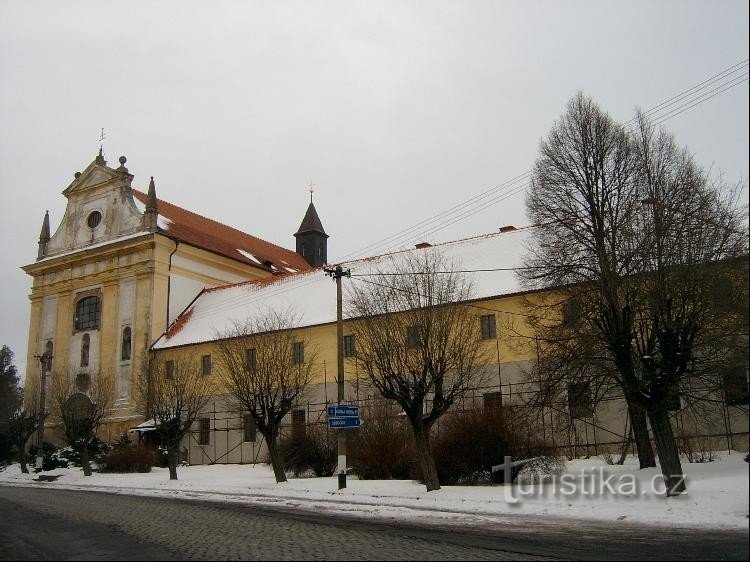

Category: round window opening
[87, 211, 102, 229]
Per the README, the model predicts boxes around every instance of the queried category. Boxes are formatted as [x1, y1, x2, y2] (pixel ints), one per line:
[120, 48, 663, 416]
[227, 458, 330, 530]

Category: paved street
[0, 485, 747, 561]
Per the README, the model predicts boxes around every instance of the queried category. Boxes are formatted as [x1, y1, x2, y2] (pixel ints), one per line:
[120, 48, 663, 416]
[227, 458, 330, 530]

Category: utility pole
[33, 351, 51, 470]
[324, 265, 351, 489]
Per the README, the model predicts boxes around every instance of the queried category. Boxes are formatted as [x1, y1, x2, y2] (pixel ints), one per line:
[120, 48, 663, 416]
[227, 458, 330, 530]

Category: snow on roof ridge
[331, 224, 538, 268]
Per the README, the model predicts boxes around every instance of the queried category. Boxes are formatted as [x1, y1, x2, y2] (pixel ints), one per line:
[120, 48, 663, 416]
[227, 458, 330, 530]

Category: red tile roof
[132, 190, 311, 274]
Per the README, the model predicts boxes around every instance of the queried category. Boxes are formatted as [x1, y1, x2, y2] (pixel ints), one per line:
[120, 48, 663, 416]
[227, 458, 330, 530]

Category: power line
[340, 60, 749, 261]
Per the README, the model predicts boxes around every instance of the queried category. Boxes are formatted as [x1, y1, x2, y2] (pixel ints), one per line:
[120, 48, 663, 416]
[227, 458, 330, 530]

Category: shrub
[428, 405, 552, 485]
[280, 423, 337, 477]
[99, 444, 158, 473]
[516, 456, 566, 483]
[28, 442, 70, 471]
[349, 398, 415, 480]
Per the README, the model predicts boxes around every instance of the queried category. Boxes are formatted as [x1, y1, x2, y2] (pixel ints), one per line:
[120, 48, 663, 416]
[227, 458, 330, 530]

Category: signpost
[327, 404, 362, 430]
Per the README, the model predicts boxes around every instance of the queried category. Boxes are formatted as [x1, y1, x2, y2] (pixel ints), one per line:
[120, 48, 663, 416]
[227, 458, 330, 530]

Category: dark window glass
[87, 211, 102, 229]
[723, 366, 749, 406]
[243, 414, 257, 443]
[165, 360, 174, 380]
[292, 409, 305, 440]
[121, 327, 132, 361]
[292, 342, 304, 364]
[483, 391, 503, 409]
[567, 381, 594, 418]
[344, 335, 356, 358]
[75, 296, 100, 331]
[198, 418, 210, 445]
[562, 299, 581, 329]
[246, 348, 257, 371]
[407, 326, 421, 349]
[80, 333, 90, 367]
[201, 354, 212, 376]
[480, 315, 497, 339]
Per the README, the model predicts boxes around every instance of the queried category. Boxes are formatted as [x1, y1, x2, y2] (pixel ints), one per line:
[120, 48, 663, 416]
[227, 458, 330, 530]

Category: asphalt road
[0, 485, 747, 561]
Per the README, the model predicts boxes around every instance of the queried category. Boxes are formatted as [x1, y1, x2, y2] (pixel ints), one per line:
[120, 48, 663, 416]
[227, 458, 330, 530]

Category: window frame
[201, 354, 212, 376]
[74, 294, 101, 332]
[343, 334, 356, 358]
[480, 314, 497, 340]
[198, 417, 211, 446]
[292, 342, 304, 365]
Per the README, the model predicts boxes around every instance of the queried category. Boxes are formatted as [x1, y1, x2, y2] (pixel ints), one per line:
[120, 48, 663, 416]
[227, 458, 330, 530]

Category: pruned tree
[216, 310, 317, 482]
[52, 371, 115, 476]
[215, 309, 316, 483]
[5, 377, 40, 474]
[522, 92, 748, 495]
[347, 249, 489, 492]
[137, 356, 212, 480]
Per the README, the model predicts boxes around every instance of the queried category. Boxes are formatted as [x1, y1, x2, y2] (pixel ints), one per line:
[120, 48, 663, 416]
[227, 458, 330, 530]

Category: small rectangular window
[292, 342, 304, 364]
[246, 348, 257, 371]
[165, 360, 174, 380]
[201, 354, 212, 376]
[292, 409, 305, 440]
[344, 335, 356, 358]
[723, 366, 749, 406]
[198, 418, 210, 445]
[562, 299, 582, 328]
[480, 314, 497, 340]
[483, 391, 503, 409]
[567, 381, 594, 418]
[243, 414, 257, 443]
[407, 326, 421, 349]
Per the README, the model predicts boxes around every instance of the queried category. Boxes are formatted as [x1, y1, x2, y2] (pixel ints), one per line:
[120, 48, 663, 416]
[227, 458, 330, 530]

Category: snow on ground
[1, 453, 747, 530]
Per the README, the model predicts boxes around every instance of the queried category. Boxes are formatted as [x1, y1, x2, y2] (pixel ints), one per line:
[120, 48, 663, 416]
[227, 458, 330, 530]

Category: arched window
[44, 341, 53, 372]
[121, 327, 132, 361]
[80, 333, 90, 367]
[75, 296, 100, 331]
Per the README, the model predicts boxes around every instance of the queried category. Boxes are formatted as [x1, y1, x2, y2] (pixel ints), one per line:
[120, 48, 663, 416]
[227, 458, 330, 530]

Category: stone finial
[95, 146, 106, 166]
[37, 210, 50, 261]
[117, 155, 128, 173]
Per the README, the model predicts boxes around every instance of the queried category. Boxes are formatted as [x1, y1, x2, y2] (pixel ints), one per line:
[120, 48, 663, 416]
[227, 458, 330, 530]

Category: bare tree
[52, 371, 115, 476]
[137, 356, 212, 480]
[215, 309, 316, 483]
[7, 377, 40, 474]
[347, 249, 489, 492]
[523, 92, 748, 495]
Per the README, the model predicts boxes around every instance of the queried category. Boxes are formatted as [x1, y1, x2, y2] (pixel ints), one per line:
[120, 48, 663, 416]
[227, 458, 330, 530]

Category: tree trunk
[412, 423, 440, 492]
[80, 442, 92, 476]
[167, 445, 178, 480]
[266, 434, 287, 483]
[19, 448, 29, 474]
[628, 402, 657, 468]
[648, 408, 686, 496]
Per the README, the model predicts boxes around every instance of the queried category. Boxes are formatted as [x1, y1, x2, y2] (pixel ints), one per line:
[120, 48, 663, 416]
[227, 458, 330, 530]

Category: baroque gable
[43, 154, 147, 259]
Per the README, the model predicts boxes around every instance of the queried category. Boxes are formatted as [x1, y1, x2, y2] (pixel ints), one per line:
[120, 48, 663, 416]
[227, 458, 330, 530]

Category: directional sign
[328, 417, 362, 429]
[327, 405, 359, 418]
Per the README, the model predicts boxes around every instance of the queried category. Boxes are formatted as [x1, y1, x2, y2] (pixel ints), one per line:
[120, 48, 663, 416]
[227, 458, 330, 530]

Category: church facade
[22, 151, 320, 440]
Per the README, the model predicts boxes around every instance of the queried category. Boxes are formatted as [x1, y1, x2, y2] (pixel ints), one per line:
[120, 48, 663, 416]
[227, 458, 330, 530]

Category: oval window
[87, 211, 102, 229]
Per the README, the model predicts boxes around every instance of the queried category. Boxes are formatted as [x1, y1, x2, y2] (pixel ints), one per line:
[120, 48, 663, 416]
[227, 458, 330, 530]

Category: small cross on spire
[307, 181, 316, 203]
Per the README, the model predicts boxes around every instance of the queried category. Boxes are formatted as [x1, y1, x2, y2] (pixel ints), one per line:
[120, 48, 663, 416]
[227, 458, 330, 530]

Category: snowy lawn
[1, 452, 747, 530]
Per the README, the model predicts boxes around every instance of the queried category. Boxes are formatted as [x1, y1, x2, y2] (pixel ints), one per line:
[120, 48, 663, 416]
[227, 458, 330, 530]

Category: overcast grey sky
[1, 0, 748, 379]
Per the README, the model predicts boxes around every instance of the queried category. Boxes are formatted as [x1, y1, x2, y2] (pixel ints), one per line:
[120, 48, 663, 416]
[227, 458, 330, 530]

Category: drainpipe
[166, 239, 179, 328]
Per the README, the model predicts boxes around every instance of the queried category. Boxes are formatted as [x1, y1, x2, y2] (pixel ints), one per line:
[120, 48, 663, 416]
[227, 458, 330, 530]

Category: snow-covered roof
[153, 226, 535, 350]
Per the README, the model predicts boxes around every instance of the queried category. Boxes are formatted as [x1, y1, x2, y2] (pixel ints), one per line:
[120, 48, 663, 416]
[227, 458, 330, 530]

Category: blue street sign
[327, 405, 359, 418]
[328, 417, 362, 429]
